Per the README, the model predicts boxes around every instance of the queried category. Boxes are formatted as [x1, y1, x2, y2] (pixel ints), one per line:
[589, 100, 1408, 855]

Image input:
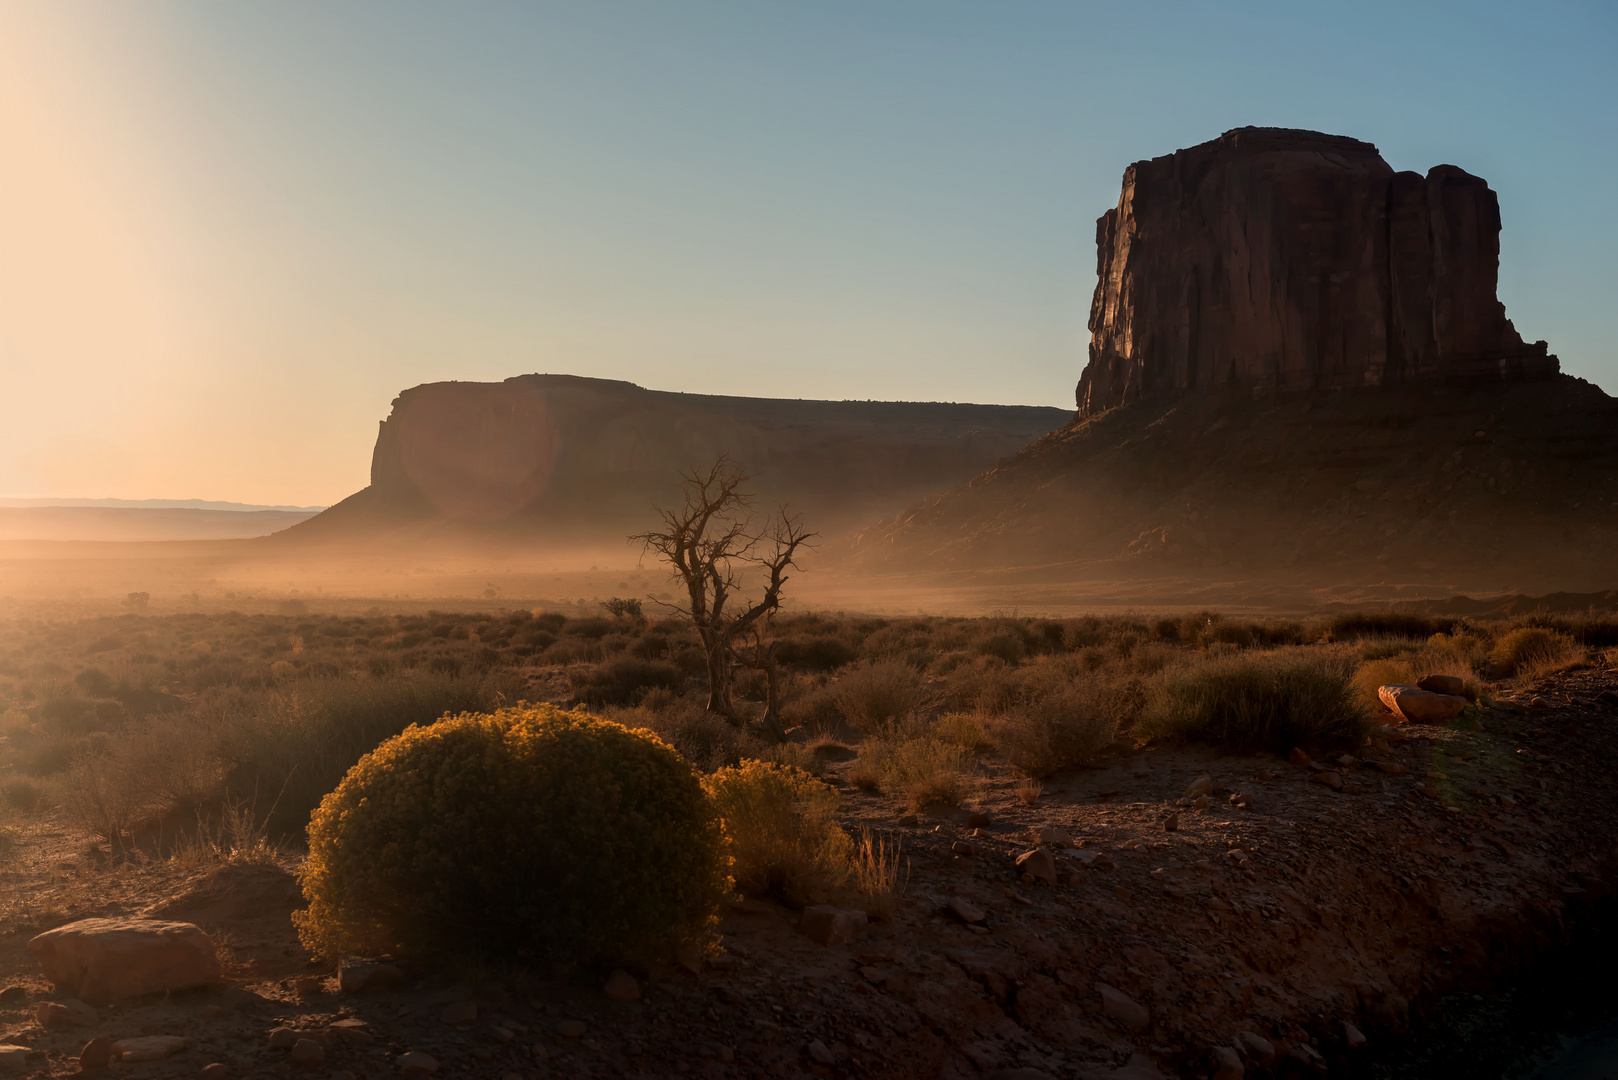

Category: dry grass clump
[1015, 776, 1042, 806]
[1490, 627, 1580, 681]
[832, 660, 932, 730]
[1350, 636, 1485, 716]
[974, 658, 1120, 776]
[849, 719, 973, 809]
[935, 712, 990, 753]
[1135, 647, 1362, 750]
[703, 761, 850, 906]
[852, 827, 907, 920]
[605, 697, 762, 772]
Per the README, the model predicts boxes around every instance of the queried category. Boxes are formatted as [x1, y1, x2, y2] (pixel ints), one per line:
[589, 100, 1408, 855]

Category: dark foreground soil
[2, 661, 1617, 1080]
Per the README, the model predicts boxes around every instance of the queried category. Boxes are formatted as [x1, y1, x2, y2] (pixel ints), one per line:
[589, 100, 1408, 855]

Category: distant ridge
[0, 497, 326, 512]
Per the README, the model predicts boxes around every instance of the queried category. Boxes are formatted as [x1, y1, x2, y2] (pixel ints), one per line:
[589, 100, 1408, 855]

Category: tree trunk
[704, 640, 736, 722]
[760, 661, 785, 743]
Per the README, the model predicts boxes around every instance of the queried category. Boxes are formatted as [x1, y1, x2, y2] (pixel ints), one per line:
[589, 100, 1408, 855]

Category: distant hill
[0, 506, 320, 542]
[288, 374, 1071, 546]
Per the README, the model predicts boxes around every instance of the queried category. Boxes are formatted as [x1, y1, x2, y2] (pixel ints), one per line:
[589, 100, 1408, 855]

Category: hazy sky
[2, 1, 1614, 505]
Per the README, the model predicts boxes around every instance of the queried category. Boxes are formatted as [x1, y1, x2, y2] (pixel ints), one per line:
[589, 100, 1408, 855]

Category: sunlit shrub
[832, 660, 932, 730]
[850, 719, 973, 809]
[1135, 647, 1361, 750]
[1490, 627, 1578, 679]
[703, 761, 849, 907]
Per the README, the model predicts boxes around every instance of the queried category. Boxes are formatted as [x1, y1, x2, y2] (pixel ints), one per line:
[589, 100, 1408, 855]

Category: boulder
[1378, 684, 1468, 723]
[1417, 674, 1466, 697]
[1078, 127, 1555, 416]
[28, 918, 220, 1004]
[1015, 849, 1058, 886]
[1209, 1045, 1244, 1080]
[1185, 775, 1215, 800]
[1096, 983, 1150, 1033]
[113, 1036, 189, 1062]
[799, 906, 868, 946]
[1234, 1032, 1275, 1067]
[78, 1035, 114, 1070]
[0, 1046, 28, 1070]
[398, 1051, 439, 1075]
[36, 998, 97, 1027]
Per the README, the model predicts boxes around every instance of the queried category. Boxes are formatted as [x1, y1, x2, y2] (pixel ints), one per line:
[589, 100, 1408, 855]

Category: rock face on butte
[1078, 127, 1557, 415]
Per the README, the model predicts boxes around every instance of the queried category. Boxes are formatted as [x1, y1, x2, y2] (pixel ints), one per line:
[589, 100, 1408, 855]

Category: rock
[198, 1063, 232, 1080]
[329, 1019, 373, 1045]
[1097, 983, 1150, 1032]
[440, 1000, 476, 1024]
[0, 1047, 29, 1070]
[806, 1039, 834, 1065]
[1531, 695, 1551, 710]
[1418, 674, 1466, 697]
[1310, 771, 1344, 792]
[1192, 795, 1211, 810]
[964, 811, 992, 828]
[114, 1035, 190, 1062]
[555, 1019, 586, 1039]
[1285, 1041, 1328, 1071]
[339, 957, 405, 994]
[950, 840, 978, 857]
[80, 1035, 115, 1070]
[1185, 775, 1215, 800]
[28, 918, 221, 1005]
[290, 1038, 324, 1066]
[269, 1027, 300, 1048]
[1163, 813, 1179, 832]
[294, 976, 323, 996]
[946, 897, 986, 925]
[675, 945, 703, 975]
[1034, 825, 1072, 846]
[1077, 128, 1555, 418]
[0, 987, 26, 1007]
[602, 970, 640, 1002]
[36, 998, 97, 1027]
[1290, 748, 1312, 766]
[799, 905, 868, 946]
[1369, 760, 1409, 774]
[1229, 792, 1253, 808]
[1257, 768, 1274, 781]
[1597, 689, 1618, 708]
[398, 1050, 439, 1075]
[1343, 1021, 1367, 1048]
[1209, 1045, 1244, 1080]
[1379, 684, 1468, 723]
[1015, 848, 1058, 886]
[1336, 755, 1357, 768]
[1234, 1032, 1275, 1066]
[896, 813, 918, 826]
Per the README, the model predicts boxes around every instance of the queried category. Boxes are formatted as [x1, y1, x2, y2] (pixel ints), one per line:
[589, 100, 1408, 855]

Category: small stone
[1015, 848, 1057, 885]
[1113, 886, 1132, 901]
[964, 810, 991, 828]
[1343, 1021, 1367, 1048]
[1234, 1031, 1275, 1066]
[37, 1000, 98, 1027]
[0, 1047, 29, 1069]
[799, 905, 868, 946]
[294, 976, 324, 996]
[268, 1027, 298, 1049]
[1369, 761, 1408, 774]
[1193, 795, 1211, 810]
[1209, 1045, 1244, 1080]
[1289, 748, 1312, 765]
[806, 1039, 834, 1065]
[1034, 825, 1072, 846]
[1418, 674, 1466, 697]
[1163, 813, 1179, 832]
[0, 987, 26, 1007]
[1310, 771, 1343, 791]
[1596, 689, 1618, 708]
[1257, 768, 1274, 781]
[556, 1019, 586, 1039]
[114, 1035, 190, 1063]
[329, 1019, 373, 1045]
[398, 1050, 439, 1075]
[290, 1038, 324, 1066]
[441, 1000, 477, 1024]
[491, 1025, 514, 1042]
[80, 1035, 114, 1070]
[950, 841, 978, 857]
[602, 970, 640, 1002]
[1336, 755, 1357, 768]
[1531, 695, 1551, 710]
[1096, 982, 1150, 1033]
[945, 897, 985, 924]
[199, 1064, 232, 1080]
[1228, 792, 1253, 808]
[1185, 775, 1215, 800]
[896, 814, 918, 826]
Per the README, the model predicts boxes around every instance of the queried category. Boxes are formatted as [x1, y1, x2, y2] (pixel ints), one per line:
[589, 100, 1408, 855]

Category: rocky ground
[2, 663, 1617, 1080]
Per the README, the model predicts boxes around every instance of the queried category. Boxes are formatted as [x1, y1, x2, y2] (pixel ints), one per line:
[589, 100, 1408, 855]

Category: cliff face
[1078, 128, 1556, 414]
[304, 375, 1070, 540]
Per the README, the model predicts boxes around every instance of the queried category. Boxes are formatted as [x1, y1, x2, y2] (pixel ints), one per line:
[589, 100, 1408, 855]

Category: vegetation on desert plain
[0, 601, 1615, 962]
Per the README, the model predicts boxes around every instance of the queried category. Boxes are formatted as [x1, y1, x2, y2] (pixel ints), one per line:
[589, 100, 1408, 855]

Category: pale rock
[28, 918, 221, 1004]
[799, 905, 868, 946]
[950, 841, 978, 857]
[1096, 982, 1150, 1033]
[1185, 775, 1215, 800]
[1016, 848, 1058, 885]
[806, 1039, 834, 1065]
[36, 998, 97, 1027]
[1417, 674, 1466, 697]
[1378, 684, 1467, 723]
[0, 1047, 28, 1070]
[329, 1018, 373, 1045]
[1229, 792, 1253, 808]
[1193, 795, 1211, 810]
[290, 1038, 324, 1066]
[398, 1050, 439, 1075]
[602, 970, 640, 1002]
[1035, 825, 1072, 846]
[1289, 748, 1312, 766]
[1343, 1021, 1367, 1048]
[1234, 1031, 1275, 1066]
[946, 897, 985, 924]
[1209, 1045, 1244, 1080]
[1310, 771, 1344, 792]
[114, 1035, 189, 1062]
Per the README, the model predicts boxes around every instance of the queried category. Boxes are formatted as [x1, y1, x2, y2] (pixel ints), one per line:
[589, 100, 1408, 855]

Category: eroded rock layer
[1078, 128, 1556, 415]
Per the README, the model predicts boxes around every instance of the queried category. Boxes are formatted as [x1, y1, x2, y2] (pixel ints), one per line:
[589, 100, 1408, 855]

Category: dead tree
[633, 457, 811, 727]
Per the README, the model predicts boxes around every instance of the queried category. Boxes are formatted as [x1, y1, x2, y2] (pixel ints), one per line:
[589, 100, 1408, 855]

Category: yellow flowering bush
[294, 705, 729, 963]
[702, 761, 850, 906]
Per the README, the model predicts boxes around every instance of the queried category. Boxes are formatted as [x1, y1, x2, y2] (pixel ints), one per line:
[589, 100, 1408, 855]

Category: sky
[1, 1, 1614, 506]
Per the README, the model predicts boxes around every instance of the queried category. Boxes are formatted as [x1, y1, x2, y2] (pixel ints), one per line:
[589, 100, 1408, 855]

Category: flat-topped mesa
[1077, 127, 1557, 415]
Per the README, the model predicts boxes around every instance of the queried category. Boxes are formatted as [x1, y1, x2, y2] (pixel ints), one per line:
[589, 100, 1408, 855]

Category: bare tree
[633, 457, 812, 729]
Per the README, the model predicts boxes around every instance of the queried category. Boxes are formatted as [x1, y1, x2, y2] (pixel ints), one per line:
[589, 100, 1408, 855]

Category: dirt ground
[1, 661, 1615, 1080]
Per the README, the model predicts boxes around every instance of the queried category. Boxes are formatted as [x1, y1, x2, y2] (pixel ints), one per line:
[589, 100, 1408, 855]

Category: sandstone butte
[1077, 126, 1557, 416]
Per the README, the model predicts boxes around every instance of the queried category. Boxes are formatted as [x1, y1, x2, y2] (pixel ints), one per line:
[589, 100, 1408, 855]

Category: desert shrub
[935, 711, 990, 753]
[774, 635, 856, 671]
[1489, 627, 1579, 679]
[851, 719, 973, 809]
[606, 697, 761, 772]
[1, 776, 45, 811]
[974, 632, 1026, 663]
[982, 681, 1116, 776]
[853, 827, 906, 920]
[296, 706, 727, 962]
[1328, 613, 1443, 640]
[703, 761, 850, 906]
[570, 658, 682, 707]
[55, 749, 151, 848]
[563, 617, 615, 640]
[1135, 648, 1362, 750]
[780, 680, 841, 730]
[1351, 657, 1413, 716]
[832, 660, 931, 730]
